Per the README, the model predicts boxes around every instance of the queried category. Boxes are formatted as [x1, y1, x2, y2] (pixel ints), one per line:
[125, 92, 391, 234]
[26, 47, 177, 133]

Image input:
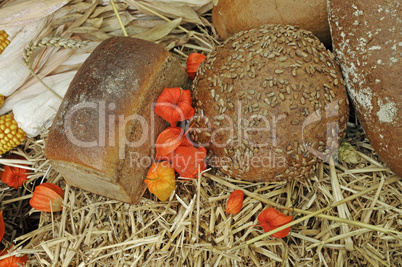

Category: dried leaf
[75, 30, 111, 41]
[127, 0, 204, 25]
[26, 47, 75, 87]
[133, 17, 182, 42]
[100, 11, 135, 32]
[51, 50, 94, 74]
[0, 0, 69, 28]
[82, 18, 104, 29]
[65, 0, 99, 34]
[90, 2, 129, 18]
[137, 0, 211, 9]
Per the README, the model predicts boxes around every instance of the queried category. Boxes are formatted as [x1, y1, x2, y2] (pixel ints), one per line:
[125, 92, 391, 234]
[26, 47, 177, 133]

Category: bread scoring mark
[377, 98, 397, 124]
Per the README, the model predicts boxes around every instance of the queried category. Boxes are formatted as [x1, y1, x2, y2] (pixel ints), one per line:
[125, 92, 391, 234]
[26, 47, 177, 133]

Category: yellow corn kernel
[0, 94, 4, 108]
[0, 114, 26, 155]
[0, 30, 10, 55]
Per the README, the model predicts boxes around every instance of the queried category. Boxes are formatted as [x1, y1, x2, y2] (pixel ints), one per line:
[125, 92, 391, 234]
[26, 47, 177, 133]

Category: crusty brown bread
[212, 0, 331, 47]
[45, 37, 191, 204]
[191, 24, 349, 182]
[328, 1, 402, 176]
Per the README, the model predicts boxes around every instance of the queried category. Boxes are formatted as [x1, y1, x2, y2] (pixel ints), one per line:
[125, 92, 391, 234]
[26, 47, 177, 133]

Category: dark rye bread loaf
[45, 37, 191, 204]
[191, 24, 349, 182]
[328, 1, 402, 176]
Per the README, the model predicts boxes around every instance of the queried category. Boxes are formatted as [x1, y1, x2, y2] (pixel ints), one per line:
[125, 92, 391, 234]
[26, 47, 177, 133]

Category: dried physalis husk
[338, 141, 360, 164]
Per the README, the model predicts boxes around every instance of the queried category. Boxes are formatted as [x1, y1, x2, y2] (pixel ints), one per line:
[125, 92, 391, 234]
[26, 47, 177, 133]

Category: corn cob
[0, 114, 26, 155]
[0, 94, 4, 108]
[0, 30, 10, 55]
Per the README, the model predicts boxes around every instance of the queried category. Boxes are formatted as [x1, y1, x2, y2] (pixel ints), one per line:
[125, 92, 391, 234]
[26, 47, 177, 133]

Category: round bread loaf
[328, 1, 402, 176]
[191, 24, 349, 181]
[212, 0, 331, 47]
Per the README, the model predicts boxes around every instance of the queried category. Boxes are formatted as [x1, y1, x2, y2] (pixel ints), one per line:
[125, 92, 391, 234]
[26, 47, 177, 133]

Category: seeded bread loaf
[191, 24, 349, 181]
[212, 0, 331, 47]
[45, 37, 191, 204]
[328, 1, 402, 176]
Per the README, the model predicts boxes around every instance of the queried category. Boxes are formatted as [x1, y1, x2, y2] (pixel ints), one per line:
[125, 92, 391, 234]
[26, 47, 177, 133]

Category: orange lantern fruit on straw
[0, 245, 29, 266]
[1, 164, 29, 189]
[258, 207, 293, 238]
[225, 190, 244, 214]
[145, 161, 176, 201]
[29, 183, 64, 212]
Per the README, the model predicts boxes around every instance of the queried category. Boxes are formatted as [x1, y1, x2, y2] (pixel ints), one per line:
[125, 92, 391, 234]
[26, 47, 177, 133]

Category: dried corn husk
[11, 71, 77, 137]
[0, 42, 94, 137]
[0, 18, 48, 96]
[0, 0, 69, 28]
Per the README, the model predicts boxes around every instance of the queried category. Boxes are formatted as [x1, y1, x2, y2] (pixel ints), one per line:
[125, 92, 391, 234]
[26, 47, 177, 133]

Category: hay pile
[0, 0, 401, 266]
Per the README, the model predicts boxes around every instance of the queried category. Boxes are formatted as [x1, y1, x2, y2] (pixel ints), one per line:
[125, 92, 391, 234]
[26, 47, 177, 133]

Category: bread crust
[212, 0, 331, 47]
[328, 0, 402, 176]
[191, 24, 349, 181]
[45, 37, 191, 203]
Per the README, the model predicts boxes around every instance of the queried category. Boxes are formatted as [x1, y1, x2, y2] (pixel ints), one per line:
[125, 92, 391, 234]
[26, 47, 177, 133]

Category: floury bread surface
[328, 0, 402, 176]
[45, 37, 191, 204]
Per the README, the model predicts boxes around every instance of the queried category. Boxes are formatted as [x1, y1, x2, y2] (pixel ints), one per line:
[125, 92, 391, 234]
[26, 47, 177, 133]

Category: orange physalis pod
[155, 87, 194, 127]
[186, 53, 206, 79]
[1, 166, 29, 189]
[0, 155, 29, 189]
[145, 161, 176, 201]
[225, 190, 244, 214]
[0, 211, 4, 242]
[168, 146, 207, 178]
[29, 183, 64, 212]
[155, 127, 192, 159]
[0, 245, 29, 266]
[258, 207, 293, 238]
